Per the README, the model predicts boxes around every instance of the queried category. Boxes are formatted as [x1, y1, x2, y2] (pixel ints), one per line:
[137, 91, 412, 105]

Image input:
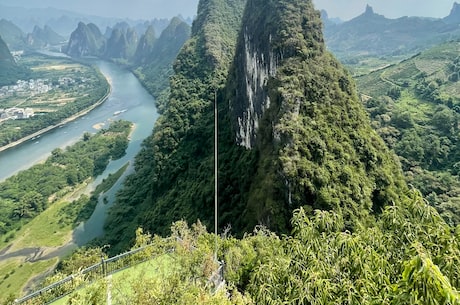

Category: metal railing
[13, 239, 225, 305]
[13, 244, 156, 305]
[207, 261, 225, 293]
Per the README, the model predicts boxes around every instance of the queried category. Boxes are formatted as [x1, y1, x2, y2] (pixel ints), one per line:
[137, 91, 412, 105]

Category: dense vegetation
[222, 0, 406, 233]
[103, 0, 406, 255]
[133, 16, 191, 111]
[31, 189, 459, 305]
[3, 0, 459, 304]
[356, 41, 460, 226]
[0, 35, 29, 86]
[103, 0, 248, 253]
[0, 120, 132, 241]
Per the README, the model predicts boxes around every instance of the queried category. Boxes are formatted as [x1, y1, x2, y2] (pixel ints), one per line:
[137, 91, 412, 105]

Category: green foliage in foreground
[36, 190, 460, 305]
[0, 120, 132, 240]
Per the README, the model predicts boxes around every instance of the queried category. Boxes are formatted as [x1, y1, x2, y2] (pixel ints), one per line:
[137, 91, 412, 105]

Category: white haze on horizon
[0, 0, 455, 21]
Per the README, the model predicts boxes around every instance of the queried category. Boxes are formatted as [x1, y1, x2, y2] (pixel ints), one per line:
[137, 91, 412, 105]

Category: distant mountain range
[323, 3, 460, 59]
[0, 4, 181, 37]
[0, 18, 66, 50]
[65, 18, 190, 64]
[0, 35, 29, 86]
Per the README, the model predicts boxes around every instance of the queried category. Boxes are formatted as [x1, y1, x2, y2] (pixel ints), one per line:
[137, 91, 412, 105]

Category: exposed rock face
[66, 22, 105, 57]
[226, 0, 405, 231]
[229, 0, 323, 149]
[364, 4, 374, 15]
[230, 25, 279, 148]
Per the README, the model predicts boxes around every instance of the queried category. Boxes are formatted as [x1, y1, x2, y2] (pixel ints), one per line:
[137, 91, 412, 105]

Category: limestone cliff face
[104, 0, 407, 243]
[230, 24, 279, 148]
[227, 0, 406, 231]
[229, 0, 323, 149]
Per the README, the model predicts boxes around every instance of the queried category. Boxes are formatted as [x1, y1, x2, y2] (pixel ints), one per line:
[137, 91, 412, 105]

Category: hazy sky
[312, 0, 456, 20]
[0, 0, 456, 20]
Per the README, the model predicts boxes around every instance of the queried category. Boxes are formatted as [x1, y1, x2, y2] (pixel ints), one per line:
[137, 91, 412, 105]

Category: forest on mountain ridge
[1, 0, 459, 303]
[95, 0, 459, 303]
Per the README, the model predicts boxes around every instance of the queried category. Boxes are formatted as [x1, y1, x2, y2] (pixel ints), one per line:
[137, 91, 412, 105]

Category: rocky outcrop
[66, 22, 105, 57]
[230, 24, 279, 148]
[226, 0, 406, 231]
[444, 2, 460, 24]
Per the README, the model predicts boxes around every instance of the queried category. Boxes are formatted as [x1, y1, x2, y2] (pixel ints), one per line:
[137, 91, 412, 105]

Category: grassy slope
[0, 163, 129, 301]
[50, 254, 175, 305]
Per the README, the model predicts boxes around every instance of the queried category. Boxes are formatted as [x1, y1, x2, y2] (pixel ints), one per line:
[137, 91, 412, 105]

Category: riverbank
[0, 85, 112, 153]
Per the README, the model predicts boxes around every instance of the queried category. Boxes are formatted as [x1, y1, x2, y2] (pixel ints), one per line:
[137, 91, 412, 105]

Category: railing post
[101, 258, 106, 277]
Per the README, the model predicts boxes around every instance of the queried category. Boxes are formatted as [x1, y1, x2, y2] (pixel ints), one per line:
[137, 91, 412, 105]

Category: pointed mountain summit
[26, 25, 65, 48]
[103, 0, 407, 246]
[0, 34, 14, 64]
[0, 35, 27, 86]
[444, 2, 460, 23]
[66, 22, 105, 57]
[134, 25, 156, 64]
[365, 4, 374, 15]
[225, 0, 406, 231]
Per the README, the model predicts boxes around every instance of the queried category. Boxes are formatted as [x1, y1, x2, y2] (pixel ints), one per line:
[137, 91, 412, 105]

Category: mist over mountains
[0, 4, 187, 38]
[322, 2, 460, 59]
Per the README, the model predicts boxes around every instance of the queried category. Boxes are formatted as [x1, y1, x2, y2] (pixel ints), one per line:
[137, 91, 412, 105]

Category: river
[0, 58, 159, 246]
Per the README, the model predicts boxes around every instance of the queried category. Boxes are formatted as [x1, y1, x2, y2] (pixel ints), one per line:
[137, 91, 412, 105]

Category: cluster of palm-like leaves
[226, 189, 460, 304]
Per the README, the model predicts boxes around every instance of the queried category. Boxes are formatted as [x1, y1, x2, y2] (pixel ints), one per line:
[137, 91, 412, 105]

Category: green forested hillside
[104, 0, 406, 253]
[223, 0, 406, 233]
[103, 0, 247, 253]
[0, 19, 25, 50]
[26, 25, 65, 48]
[133, 17, 191, 111]
[0, 35, 28, 86]
[23, 0, 460, 304]
[356, 41, 460, 226]
[46, 190, 460, 304]
[65, 22, 105, 57]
